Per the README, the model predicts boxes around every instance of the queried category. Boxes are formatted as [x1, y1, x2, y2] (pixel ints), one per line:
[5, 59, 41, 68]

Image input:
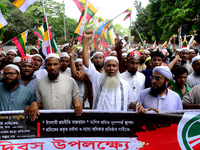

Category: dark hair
[190, 48, 198, 54]
[150, 50, 164, 60]
[174, 66, 188, 76]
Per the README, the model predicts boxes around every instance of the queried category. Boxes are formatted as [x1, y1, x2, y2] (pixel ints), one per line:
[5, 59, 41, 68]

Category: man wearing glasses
[139, 66, 183, 112]
[0, 64, 36, 111]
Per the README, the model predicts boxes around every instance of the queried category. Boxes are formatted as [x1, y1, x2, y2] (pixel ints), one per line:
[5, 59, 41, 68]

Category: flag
[9, 0, 37, 13]
[162, 41, 167, 48]
[182, 35, 187, 48]
[97, 20, 112, 37]
[73, 0, 100, 21]
[123, 13, 131, 21]
[98, 15, 104, 23]
[102, 33, 109, 57]
[74, 0, 88, 43]
[106, 28, 115, 45]
[12, 30, 29, 57]
[123, 8, 132, 21]
[38, 39, 42, 48]
[192, 40, 197, 47]
[153, 41, 156, 48]
[124, 8, 132, 14]
[42, 15, 59, 56]
[143, 40, 146, 44]
[88, 21, 93, 27]
[33, 26, 44, 41]
[0, 10, 7, 29]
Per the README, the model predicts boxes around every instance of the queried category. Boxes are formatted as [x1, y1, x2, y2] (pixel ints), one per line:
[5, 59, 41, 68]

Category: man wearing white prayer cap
[30, 48, 39, 55]
[139, 66, 183, 112]
[109, 51, 117, 58]
[5, 49, 17, 65]
[187, 48, 198, 65]
[13, 56, 21, 67]
[187, 56, 200, 88]
[82, 29, 146, 113]
[59, 52, 71, 77]
[32, 54, 47, 80]
[61, 43, 69, 52]
[0, 64, 36, 111]
[27, 52, 82, 121]
[77, 47, 83, 58]
[92, 51, 104, 73]
[68, 47, 93, 109]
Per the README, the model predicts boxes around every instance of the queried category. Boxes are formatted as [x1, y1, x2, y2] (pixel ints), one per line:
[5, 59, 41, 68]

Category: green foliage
[133, 0, 200, 43]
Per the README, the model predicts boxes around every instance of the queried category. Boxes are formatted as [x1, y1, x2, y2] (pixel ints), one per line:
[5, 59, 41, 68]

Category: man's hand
[115, 39, 123, 52]
[73, 98, 83, 116]
[193, 29, 196, 36]
[136, 104, 147, 114]
[83, 30, 93, 43]
[29, 102, 40, 121]
[178, 28, 181, 36]
[24, 105, 30, 114]
[68, 46, 75, 59]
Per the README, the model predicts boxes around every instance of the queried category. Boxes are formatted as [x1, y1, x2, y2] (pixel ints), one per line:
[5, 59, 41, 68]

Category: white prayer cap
[108, 48, 112, 51]
[92, 52, 104, 58]
[13, 56, 21, 63]
[1, 51, 6, 56]
[189, 49, 195, 53]
[7, 49, 17, 55]
[77, 47, 83, 53]
[124, 35, 128, 38]
[153, 66, 172, 80]
[74, 58, 83, 64]
[104, 56, 119, 64]
[180, 47, 189, 53]
[122, 53, 127, 57]
[59, 52, 70, 58]
[31, 47, 39, 53]
[5, 64, 20, 73]
[122, 48, 127, 51]
[26, 54, 30, 56]
[62, 43, 69, 49]
[45, 53, 60, 60]
[32, 54, 43, 60]
[192, 56, 200, 64]
[109, 51, 117, 56]
[176, 49, 181, 52]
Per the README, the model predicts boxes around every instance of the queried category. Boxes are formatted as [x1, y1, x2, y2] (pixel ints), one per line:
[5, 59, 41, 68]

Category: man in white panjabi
[82, 29, 146, 113]
[121, 51, 145, 103]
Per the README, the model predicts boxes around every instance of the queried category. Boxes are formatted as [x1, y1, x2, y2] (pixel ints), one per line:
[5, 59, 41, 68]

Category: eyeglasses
[150, 76, 162, 81]
[3, 73, 18, 76]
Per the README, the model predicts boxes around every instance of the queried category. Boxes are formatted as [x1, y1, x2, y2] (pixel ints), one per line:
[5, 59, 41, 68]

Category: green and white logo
[178, 112, 200, 150]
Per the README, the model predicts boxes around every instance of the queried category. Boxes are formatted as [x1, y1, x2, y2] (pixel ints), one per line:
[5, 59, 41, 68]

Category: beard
[48, 73, 59, 81]
[94, 63, 104, 70]
[21, 72, 34, 80]
[150, 79, 167, 97]
[140, 59, 145, 64]
[3, 77, 19, 89]
[101, 71, 120, 90]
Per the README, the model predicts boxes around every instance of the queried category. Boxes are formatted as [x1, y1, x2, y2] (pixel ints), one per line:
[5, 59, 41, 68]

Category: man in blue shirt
[0, 64, 36, 111]
[141, 51, 164, 88]
[18, 56, 38, 93]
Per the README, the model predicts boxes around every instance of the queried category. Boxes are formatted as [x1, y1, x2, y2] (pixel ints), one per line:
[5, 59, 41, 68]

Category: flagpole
[0, 39, 13, 48]
[133, 21, 144, 45]
[63, 0, 67, 43]
[129, 14, 131, 45]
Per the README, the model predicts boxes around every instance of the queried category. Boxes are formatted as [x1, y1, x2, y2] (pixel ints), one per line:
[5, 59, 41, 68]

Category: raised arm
[168, 55, 181, 70]
[82, 30, 93, 68]
[68, 47, 77, 78]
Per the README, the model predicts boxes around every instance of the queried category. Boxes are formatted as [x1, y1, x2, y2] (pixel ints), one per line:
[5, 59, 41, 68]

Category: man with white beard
[82, 30, 146, 112]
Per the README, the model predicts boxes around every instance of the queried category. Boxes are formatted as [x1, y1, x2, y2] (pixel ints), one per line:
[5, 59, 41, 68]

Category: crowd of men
[0, 28, 199, 120]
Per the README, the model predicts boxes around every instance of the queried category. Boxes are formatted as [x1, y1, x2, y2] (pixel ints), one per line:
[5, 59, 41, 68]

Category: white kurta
[34, 67, 48, 80]
[60, 67, 71, 77]
[187, 71, 200, 88]
[140, 88, 183, 111]
[36, 74, 79, 109]
[83, 61, 134, 111]
[121, 71, 145, 102]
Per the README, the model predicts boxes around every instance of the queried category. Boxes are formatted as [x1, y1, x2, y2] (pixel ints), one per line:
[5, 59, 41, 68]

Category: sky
[55, 0, 149, 29]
